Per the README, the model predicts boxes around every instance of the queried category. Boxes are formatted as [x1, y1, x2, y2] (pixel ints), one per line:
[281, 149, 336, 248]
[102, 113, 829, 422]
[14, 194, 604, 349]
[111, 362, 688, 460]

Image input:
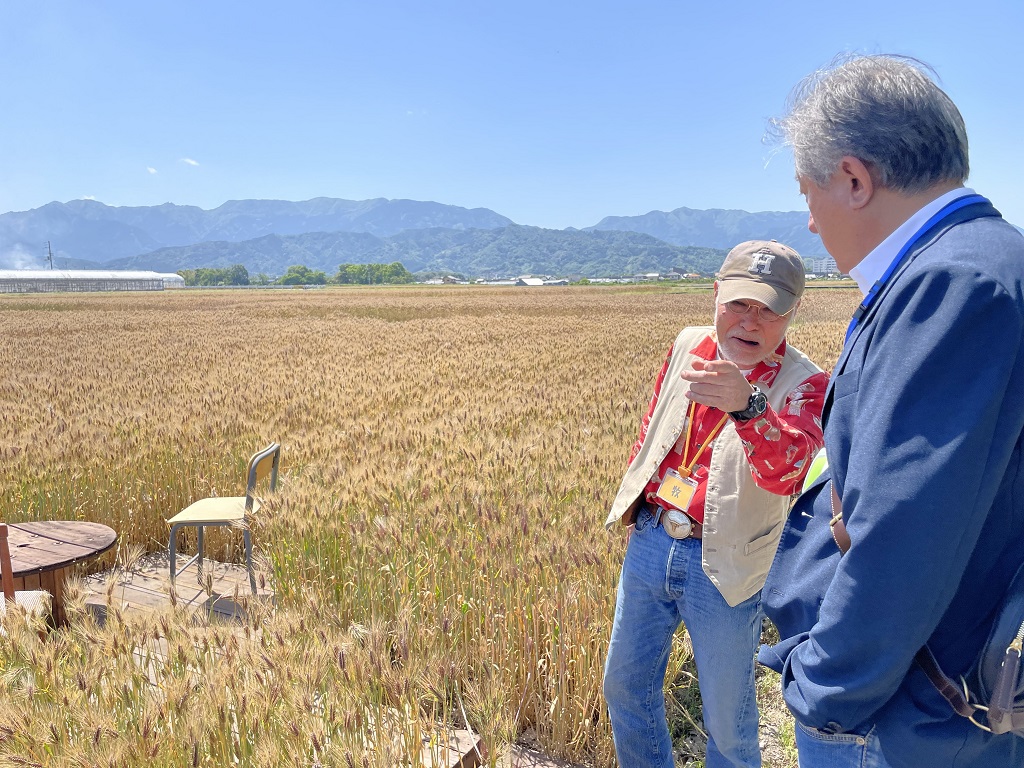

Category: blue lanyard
[844, 194, 989, 344]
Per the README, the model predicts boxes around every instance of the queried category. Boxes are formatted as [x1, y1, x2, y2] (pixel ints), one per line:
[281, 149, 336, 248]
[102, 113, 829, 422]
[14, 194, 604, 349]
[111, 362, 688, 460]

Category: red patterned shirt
[630, 334, 828, 524]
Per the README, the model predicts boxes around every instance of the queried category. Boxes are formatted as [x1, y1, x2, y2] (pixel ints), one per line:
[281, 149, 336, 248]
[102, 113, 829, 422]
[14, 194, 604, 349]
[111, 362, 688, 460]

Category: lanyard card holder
[655, 468, 698, 513]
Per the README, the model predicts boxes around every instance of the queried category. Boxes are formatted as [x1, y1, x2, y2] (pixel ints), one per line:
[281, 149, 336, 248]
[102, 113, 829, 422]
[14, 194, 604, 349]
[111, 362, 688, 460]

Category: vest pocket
[744, 520, 784, 556]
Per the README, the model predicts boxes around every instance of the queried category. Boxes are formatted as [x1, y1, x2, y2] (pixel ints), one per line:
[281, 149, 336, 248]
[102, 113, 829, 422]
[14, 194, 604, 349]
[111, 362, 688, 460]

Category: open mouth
[733, 337, 760, 348]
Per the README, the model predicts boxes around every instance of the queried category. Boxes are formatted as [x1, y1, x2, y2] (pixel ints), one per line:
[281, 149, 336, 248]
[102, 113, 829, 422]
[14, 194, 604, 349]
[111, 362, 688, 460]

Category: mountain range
[0, 197, 832, 277]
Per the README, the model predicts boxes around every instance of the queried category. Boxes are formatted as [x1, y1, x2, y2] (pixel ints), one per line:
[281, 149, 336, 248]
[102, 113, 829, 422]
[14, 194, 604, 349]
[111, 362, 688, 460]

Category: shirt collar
[848, 187, 975, 296]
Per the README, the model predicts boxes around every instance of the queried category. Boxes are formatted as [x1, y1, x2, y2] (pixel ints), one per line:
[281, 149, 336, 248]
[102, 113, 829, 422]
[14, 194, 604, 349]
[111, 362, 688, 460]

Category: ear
[788, 298, 801, 323]
[837, 156, 875, 210]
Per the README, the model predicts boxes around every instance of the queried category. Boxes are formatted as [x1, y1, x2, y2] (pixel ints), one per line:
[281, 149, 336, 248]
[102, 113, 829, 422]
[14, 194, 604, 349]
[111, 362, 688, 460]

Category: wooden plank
[52, 571, 65, 625]
[494, 745, 584, 768]
[420, 729, 484, 768]
[81, 554, 272, 623]
[111, 565, 265, 605]
[87, 584, 171, 614]
[97, 572, 207, 607]
[39, 569, 61, 625]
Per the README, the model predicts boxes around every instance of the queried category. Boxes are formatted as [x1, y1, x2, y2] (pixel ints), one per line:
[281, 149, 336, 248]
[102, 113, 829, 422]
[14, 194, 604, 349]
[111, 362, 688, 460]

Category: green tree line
[177, 265, 251, 286]
[333, 262, 414, 284]
[177, 261, 414, 287]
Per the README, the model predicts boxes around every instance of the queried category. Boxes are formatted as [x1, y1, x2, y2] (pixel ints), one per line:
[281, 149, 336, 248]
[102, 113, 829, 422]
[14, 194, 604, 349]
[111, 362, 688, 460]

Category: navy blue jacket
[761, 201, 1024, 766]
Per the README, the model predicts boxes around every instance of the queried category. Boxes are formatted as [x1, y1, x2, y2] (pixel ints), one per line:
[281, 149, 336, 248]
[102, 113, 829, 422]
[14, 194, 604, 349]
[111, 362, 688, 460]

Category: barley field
[0, 285, 859, 767]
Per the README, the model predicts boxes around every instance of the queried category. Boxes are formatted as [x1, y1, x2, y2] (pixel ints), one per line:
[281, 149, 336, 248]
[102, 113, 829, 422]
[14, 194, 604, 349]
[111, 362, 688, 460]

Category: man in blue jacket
[761, 54, 1024, 766]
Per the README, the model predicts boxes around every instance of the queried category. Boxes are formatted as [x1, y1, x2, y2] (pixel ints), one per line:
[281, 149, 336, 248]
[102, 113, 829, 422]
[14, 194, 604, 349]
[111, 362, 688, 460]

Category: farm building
[0, 270, 186, 294]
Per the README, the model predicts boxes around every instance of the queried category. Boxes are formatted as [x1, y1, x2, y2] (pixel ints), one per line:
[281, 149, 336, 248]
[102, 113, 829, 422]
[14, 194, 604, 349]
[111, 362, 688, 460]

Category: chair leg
[244, 529, 257, 595]
[169, 525, 178, 586]
[196, 527, 204, 584]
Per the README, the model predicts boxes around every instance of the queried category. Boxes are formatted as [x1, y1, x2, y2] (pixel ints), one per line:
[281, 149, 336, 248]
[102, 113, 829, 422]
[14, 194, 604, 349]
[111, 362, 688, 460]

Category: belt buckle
[662, 508, 692, 539]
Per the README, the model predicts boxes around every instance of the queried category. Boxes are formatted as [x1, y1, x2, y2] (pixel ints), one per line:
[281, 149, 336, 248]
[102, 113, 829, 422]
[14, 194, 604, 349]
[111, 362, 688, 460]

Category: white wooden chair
[0, 524, 51, 629]
[167, 443, 280, 595]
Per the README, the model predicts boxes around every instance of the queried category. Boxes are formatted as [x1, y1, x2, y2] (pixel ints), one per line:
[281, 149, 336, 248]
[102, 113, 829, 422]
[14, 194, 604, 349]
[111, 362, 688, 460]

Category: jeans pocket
[634, 506, 655, 533]
[794, 720, 883, 768]
[796, 720, 871, 745]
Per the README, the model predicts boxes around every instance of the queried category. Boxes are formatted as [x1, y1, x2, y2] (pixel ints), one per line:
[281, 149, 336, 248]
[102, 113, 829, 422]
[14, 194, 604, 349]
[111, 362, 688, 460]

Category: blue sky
[2, 2, 1022, 229]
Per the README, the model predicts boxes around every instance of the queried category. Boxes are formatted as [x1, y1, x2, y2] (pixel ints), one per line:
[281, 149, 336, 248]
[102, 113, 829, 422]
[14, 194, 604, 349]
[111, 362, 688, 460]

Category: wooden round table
[7, 521, 117, 625]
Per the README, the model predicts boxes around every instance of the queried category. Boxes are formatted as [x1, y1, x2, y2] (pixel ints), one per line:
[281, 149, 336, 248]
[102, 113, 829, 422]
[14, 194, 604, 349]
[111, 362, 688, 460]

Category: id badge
[655, 468, 698, 513]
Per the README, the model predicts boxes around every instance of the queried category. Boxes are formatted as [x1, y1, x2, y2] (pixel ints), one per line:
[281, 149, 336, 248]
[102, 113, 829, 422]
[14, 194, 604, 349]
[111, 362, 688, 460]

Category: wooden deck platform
[80, 552, 274, 622]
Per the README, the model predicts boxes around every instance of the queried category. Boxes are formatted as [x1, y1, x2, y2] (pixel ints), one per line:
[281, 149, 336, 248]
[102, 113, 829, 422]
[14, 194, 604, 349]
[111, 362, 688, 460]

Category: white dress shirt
[848, 187, 977, 296]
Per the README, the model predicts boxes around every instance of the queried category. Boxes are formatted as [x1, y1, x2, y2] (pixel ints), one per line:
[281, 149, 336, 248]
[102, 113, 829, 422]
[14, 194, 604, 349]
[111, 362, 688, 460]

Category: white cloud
[180, 157, 199, 166]
[147, 166, 158, 174]
[81, 195, 95, 200]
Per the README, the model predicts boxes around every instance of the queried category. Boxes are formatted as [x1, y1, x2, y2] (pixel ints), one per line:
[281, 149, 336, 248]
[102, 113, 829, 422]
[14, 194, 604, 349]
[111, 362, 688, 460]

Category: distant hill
[108, 231, 386, 275]
[0, 197, 513, 267]
[587, 206, 826, 256]
[373, 225, 727, 276]
[111, 225, 728, 278]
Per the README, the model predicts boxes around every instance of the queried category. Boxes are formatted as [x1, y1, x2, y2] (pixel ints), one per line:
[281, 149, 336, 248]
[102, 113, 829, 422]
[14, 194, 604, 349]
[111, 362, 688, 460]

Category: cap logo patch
[748, 248, 776, 275]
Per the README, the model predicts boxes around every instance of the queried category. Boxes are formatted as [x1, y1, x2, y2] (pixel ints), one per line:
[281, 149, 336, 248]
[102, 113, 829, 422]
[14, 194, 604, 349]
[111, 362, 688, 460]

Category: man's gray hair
[772, 54, 969, 194]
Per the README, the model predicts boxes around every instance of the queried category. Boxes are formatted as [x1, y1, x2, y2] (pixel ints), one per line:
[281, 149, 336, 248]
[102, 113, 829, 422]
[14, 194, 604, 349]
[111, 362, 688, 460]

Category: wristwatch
[729, 385, 768, 422]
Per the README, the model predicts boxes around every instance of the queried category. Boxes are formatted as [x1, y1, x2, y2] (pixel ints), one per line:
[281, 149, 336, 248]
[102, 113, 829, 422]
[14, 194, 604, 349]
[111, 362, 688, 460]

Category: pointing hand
[680, 359, 755, 413]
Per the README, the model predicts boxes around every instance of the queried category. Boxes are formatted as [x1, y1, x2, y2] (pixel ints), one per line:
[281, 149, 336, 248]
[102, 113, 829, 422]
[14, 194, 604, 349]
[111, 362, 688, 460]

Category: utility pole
[46, 241, 54, 269]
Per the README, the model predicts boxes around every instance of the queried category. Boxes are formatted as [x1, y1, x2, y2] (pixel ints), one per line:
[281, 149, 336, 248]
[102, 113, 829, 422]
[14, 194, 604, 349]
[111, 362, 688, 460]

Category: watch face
[731, 387, 767, 421]
[749, 393, 765, 417]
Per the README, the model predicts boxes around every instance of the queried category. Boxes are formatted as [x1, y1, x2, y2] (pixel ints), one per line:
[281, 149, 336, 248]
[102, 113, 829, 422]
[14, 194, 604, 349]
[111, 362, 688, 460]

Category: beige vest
[605, 326, 822, 607]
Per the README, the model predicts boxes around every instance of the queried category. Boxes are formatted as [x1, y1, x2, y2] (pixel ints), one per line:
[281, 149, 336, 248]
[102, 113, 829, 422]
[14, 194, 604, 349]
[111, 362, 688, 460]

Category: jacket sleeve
[780, 264, 1024, 733]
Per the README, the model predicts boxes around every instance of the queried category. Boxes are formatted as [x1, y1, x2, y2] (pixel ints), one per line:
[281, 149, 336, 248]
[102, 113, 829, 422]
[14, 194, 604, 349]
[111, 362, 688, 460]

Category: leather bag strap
[914, 645, 977, 719]
[827, 484, 978, 719]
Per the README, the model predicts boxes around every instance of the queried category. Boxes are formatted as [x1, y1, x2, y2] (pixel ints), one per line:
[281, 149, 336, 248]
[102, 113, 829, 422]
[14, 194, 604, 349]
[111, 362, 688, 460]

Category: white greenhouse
[0, 270, 186, 294]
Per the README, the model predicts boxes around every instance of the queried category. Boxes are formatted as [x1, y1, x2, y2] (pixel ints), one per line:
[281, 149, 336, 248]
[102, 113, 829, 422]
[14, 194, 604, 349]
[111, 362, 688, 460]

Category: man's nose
[739, 310, 761, 329]
[808, 212, 818, 234]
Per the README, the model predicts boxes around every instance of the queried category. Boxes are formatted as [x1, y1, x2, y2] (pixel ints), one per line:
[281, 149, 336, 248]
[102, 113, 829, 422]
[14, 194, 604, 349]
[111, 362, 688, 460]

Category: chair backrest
[244, 443, 281, 512]
[1, 524, 15, 601]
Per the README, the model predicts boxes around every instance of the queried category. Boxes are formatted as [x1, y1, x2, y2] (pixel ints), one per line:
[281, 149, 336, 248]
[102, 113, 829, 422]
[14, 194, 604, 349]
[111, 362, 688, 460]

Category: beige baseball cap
[716, 240, 805, 315]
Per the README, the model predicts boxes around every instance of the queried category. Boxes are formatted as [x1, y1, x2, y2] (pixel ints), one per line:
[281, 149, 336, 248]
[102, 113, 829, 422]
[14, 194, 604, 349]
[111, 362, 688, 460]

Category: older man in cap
[602, 240, 828, 768]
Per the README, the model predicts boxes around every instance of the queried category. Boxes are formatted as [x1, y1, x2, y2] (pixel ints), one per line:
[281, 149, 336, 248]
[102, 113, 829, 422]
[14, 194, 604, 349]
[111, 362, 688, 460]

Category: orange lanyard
[679, 400, 729, 478]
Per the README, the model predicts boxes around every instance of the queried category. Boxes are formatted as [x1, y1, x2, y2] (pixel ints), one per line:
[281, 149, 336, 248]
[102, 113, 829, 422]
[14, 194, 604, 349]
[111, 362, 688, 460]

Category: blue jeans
[604, 506, 763, 768]
[794, 722, 889, 768]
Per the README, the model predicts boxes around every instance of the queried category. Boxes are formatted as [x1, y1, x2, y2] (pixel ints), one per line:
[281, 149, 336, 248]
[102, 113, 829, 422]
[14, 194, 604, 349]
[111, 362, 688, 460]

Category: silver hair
[770, 54, 969, 193]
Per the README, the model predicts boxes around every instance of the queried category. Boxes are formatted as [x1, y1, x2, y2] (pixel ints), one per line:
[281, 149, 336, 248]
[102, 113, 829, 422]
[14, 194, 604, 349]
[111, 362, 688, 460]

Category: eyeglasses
[721, 299, 793, 323]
